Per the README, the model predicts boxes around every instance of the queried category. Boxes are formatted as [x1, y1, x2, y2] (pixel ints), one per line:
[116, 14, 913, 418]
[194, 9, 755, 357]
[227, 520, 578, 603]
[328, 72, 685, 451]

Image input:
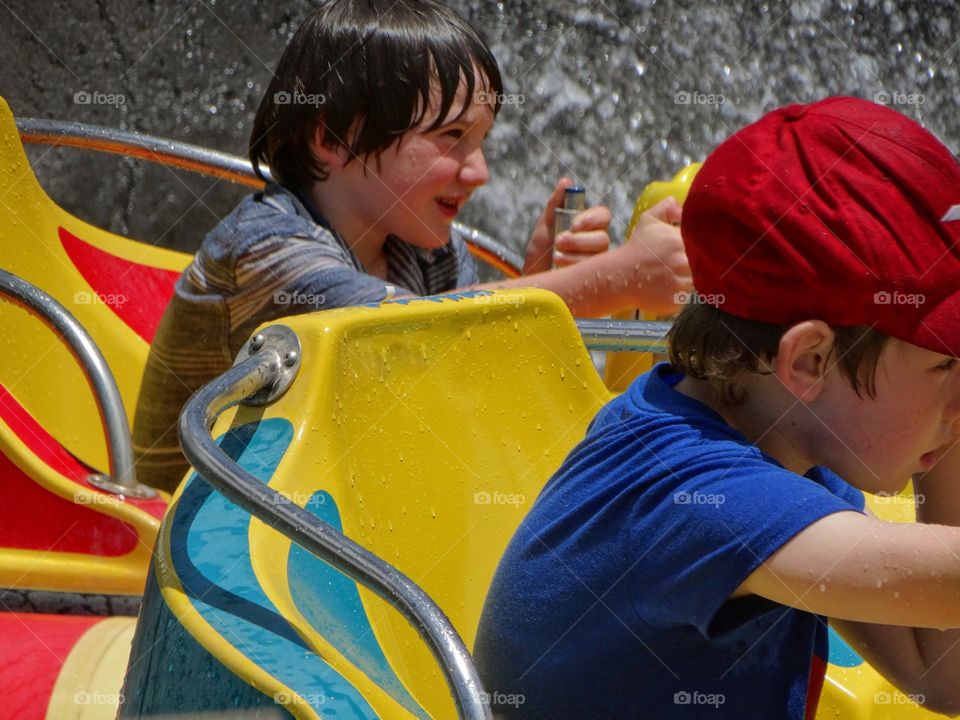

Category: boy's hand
[622, 196, 692, 315]
[554, 204, 612, 267]
[523, 177, 611, 275]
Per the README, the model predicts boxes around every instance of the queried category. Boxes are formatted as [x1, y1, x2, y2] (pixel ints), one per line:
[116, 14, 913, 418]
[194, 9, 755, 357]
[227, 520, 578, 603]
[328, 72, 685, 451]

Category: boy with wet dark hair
[133, 0, 690, 492]
[475, 97, 960, 719]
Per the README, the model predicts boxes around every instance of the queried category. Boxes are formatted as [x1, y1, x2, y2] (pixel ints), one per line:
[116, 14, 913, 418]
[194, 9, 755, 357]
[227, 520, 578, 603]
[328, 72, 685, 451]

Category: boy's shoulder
[581, 365, 862, 507]
[591, 364, 733, 441]
[190, 184, 350, 277]
[210, 184, 334, 249]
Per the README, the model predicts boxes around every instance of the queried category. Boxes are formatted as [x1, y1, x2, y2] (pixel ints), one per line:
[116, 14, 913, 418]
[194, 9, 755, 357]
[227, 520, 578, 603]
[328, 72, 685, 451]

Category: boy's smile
[309, 77, 495, 274]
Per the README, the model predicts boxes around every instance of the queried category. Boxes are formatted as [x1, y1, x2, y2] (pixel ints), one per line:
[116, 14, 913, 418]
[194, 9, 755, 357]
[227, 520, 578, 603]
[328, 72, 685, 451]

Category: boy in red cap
[475, 96, 960, 719]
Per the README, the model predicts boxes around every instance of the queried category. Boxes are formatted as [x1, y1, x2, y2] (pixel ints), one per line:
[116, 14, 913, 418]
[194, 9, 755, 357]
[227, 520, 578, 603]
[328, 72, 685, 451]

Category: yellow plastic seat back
[207, 289, 613, 718]
[0, 96, 190, 471]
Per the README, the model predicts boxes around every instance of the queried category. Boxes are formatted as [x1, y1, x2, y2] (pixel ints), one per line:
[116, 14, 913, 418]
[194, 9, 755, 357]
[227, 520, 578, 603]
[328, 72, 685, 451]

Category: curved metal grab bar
[16, 117, 525, 277]
[177, 331, 491, 720]
[575, 317, 672, 352]
[0, 269, 155, 498]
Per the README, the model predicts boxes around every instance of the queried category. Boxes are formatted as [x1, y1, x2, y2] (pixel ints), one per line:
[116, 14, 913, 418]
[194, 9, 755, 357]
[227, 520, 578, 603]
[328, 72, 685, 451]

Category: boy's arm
[463, 197, 691, 318]
[832, 448, 960, 716]
[735, 456, 960, 714]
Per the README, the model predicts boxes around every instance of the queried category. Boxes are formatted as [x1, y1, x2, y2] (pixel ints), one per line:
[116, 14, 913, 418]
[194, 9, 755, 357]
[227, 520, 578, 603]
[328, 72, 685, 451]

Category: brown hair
[668, 301, 890, 404]
[249, 0, 503, 190]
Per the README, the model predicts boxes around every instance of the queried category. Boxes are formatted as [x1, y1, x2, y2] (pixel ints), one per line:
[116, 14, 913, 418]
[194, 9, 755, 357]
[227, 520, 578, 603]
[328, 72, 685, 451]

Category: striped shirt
[132, 183, 478, 492]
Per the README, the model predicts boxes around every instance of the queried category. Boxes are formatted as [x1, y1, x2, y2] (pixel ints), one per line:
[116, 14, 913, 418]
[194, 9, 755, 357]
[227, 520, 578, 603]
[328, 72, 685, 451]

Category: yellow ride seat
[145, 289, 612, 718]
[0, 96, 191, 472]
[0, 96, 184, 593]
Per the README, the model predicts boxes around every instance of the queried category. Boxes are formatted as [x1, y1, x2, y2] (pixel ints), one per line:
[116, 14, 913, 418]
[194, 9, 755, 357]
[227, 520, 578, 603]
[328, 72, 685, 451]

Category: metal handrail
[15, 117, 525, 277]
[178, 327, 490, 720]
[576, 317, 671, 352]
[0, 269, 155, 498]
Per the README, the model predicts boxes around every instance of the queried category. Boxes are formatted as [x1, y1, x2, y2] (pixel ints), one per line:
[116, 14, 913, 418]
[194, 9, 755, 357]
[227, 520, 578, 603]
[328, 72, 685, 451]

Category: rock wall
[3, 0, 956, 255]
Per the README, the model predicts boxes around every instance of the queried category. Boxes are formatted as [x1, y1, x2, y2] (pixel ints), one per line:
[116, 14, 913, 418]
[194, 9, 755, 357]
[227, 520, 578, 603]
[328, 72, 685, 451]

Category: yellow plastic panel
[236, 289, 612, 718]
[45, 617, 136, 720]
[0, 405, 164, 594]
[604, 163, 703, 393]
[0, 96, 190, 471]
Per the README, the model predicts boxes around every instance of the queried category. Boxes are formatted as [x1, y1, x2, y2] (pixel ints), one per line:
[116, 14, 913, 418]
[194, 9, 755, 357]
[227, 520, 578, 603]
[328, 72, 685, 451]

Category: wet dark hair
[668, 300, 890, 404]
[250, 0, 504, 189]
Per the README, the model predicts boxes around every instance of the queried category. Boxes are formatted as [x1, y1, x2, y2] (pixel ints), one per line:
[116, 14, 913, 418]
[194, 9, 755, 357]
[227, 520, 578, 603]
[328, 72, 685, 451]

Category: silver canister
[553, 186, 587, 266]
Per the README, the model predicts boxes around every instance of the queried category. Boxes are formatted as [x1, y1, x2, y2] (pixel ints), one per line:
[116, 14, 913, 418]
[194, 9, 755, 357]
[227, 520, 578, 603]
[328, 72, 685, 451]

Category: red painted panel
[0, 384, 168, 554]
[0, 612, 101, 720]
[0, 387, 90, 484]
[59, 226, 181, 343]
[0, 447, 139, 555]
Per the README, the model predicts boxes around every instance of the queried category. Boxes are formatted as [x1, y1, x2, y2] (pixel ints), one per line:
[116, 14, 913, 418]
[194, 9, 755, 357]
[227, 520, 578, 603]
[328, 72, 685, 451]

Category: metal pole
[0, 269, 155, 498]
[576, 317, 672, 352]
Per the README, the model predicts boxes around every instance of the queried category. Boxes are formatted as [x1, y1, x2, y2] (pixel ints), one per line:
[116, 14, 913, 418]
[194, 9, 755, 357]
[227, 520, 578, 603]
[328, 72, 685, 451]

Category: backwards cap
[682, 96, 960, 356]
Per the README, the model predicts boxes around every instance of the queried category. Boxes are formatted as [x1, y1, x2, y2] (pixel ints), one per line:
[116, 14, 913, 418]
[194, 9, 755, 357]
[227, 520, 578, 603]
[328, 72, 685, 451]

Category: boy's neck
[674, 374, 815, 476]
[304, 182, 390, 280]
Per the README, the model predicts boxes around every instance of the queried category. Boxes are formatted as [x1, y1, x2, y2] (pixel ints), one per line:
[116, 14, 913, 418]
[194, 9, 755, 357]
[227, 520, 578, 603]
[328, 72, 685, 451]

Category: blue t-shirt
[474, 364, 865, 719]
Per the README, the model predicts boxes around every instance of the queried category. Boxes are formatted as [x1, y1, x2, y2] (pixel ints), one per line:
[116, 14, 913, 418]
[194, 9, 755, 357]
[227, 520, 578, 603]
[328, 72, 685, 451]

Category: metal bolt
[250, 334, 265, 351]
[283, 350, 299, 367]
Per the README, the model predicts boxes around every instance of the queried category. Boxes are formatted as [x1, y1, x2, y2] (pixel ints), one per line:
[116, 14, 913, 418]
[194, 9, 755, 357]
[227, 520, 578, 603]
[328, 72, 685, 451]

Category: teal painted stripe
[171, 419, 379, 719]
[827, 625, 864, 668]
[362, 288, 493, 307]
[288, 491, 428, 718]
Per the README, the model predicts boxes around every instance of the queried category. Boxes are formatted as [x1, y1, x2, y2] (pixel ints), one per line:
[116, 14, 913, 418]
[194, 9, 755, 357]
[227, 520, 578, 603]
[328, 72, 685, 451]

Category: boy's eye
[442, 129, 464, 139]
[937, 357, 959, 371]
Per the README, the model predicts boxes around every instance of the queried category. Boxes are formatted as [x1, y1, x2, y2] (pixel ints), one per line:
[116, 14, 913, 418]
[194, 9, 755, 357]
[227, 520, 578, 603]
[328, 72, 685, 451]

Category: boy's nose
[460, 147, 489, 188]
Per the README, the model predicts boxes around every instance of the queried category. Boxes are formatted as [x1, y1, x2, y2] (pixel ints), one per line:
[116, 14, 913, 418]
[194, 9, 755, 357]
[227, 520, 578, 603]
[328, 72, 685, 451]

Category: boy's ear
[774, 320, 835, 402]
[309, 125, 349, 169]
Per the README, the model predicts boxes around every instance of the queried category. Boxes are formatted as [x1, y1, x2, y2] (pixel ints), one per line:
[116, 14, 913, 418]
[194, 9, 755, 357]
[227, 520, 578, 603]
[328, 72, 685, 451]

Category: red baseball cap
[682, 96, 960, 356]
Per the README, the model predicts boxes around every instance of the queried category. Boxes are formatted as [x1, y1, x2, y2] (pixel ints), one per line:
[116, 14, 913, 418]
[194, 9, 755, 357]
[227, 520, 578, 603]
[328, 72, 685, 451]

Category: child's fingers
[554, 251, 608, 267]
[544, 177, 574, 218]
[555, 230, 610, 255]
[642, 196, 683, 225]
[571, 204, 612, 232]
